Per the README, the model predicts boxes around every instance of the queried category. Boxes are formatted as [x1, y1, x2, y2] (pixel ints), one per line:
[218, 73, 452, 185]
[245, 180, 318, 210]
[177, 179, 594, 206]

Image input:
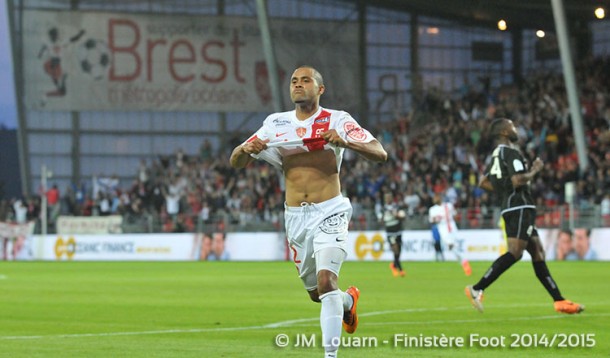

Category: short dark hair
[296, 65, 324, 87]
[489, 118, 509, 139]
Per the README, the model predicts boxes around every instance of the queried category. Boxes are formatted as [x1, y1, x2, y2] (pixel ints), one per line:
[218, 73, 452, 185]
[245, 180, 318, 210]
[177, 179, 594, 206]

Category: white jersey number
[489, 147, 502, 179]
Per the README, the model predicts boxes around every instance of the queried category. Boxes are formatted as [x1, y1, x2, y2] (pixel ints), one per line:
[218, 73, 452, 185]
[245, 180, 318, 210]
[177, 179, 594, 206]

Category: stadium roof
[30, 0, 608, 30]
[343, 0, 609, 30]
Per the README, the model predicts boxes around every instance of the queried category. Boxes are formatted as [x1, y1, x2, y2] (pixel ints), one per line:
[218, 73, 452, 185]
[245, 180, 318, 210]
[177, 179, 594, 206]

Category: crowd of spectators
[1, 56, 609, 233]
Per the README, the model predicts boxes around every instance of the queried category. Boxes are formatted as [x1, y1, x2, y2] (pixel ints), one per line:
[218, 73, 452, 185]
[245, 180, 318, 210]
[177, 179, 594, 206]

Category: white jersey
[428, 202, 459, 244]
[243, 107, 376, 170]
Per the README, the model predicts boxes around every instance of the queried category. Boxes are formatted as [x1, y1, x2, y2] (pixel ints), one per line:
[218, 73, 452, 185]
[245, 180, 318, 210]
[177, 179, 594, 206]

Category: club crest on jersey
[314, 116, 330, 124]
[344, 122, 366, 141]
[296, 127, 307, 138]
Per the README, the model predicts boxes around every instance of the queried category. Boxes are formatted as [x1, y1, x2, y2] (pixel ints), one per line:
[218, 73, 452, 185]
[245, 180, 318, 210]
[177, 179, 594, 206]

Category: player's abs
[283, 151, 341, 206]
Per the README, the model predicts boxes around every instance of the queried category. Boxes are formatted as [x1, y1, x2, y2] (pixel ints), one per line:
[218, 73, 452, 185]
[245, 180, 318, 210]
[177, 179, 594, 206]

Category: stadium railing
[121, 204, 604, 233]
[24, 203, 606, 235]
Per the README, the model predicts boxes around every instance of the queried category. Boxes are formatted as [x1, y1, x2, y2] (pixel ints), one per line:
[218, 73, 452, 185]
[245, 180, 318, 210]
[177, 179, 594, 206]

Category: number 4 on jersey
[489, 147, 502, 179]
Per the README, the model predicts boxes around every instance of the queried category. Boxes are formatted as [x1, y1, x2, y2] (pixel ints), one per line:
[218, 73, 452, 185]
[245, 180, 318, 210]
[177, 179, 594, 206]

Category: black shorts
[387, 232, 402, 246]
[502, 208, 538, 241]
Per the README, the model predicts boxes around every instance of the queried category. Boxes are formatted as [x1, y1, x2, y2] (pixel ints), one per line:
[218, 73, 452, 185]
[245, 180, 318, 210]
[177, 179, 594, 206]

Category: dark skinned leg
[390, 242, 403, 271]
[527, 235, 564, 301]
[473, 237, 525, 291]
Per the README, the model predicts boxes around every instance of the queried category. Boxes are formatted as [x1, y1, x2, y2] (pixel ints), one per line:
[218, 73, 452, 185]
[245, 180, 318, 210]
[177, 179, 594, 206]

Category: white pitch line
[1, 302, 607, 340]
[0, 320, 322, 340]
[0, 325, 280, 340]
[288, 313, 610, 329]
[365, 312, 610, 327]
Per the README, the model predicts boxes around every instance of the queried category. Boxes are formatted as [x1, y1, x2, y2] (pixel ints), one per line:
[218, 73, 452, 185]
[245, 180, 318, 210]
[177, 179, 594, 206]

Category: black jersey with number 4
[484, 144, 536, 213]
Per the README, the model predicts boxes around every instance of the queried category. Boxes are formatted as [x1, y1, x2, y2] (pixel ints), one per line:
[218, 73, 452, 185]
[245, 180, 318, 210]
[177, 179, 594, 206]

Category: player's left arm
[478, 174, 494, 192]
[450, 203, 459, 219]
[324, 113, 388, 162]
[509, 154, 543, 187]
[322, 128, 387, 162]
[342, 137, 388, 162]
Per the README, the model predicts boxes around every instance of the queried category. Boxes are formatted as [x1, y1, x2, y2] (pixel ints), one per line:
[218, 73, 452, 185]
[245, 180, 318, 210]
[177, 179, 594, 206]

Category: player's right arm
[230, 138, 267, 169]
[229, 116, 272, 169]
[428, 207, 437, 223]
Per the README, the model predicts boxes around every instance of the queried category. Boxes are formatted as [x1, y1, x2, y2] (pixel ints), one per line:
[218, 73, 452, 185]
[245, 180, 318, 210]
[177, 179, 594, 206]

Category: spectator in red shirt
[46, 184, 61, 226]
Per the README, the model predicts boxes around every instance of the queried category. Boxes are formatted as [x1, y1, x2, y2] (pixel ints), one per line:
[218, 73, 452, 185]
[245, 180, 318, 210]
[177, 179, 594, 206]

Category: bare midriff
[283, 150, 341, 207]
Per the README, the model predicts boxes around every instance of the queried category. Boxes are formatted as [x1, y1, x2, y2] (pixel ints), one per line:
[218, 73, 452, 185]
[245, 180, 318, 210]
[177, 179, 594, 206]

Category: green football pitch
[0, 260, 608, 357]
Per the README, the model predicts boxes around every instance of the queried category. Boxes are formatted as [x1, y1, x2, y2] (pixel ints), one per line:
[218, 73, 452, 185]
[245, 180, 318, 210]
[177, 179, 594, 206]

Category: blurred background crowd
[1, 56, 609, 234]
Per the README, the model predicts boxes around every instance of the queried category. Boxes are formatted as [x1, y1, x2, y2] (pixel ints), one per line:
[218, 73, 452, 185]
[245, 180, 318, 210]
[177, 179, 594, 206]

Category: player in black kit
[377, 191, 406, 277]
[465, 118, 584, 314]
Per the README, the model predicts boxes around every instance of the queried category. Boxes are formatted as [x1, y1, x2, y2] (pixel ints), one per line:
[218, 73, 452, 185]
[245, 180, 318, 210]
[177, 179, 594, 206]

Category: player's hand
[531, 157, 543, 173]
[321, 129, 347, 148]
[241, 138, 269, 155]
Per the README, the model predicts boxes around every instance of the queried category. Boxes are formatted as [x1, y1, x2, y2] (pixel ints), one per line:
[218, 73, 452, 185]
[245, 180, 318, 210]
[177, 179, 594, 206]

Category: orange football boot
[554, 300, 584, 314]
[342, 286, 360, 334]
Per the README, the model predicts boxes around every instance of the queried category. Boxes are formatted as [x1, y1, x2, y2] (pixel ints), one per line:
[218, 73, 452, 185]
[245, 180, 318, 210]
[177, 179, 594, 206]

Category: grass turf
[0, 260, 607, 357]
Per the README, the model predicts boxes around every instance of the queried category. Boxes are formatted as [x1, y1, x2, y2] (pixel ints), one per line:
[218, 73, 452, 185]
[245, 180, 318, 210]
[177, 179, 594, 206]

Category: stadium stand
[2, 56, 607, 234]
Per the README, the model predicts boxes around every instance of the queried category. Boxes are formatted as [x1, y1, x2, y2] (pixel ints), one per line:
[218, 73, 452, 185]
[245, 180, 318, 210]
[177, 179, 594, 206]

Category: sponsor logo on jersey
[272, 118, 291, 126]
[344, 122, 366, 141]
[296, 127, 307, 138]
[314, 116, 330, 124]
[275, 132, 287, 138]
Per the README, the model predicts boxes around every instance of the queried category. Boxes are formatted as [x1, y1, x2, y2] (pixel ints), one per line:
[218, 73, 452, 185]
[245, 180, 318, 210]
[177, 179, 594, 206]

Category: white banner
[225, 232, 285, 261]
[30, 228, 610, 261]
[56, 215, 123, 234]
[345, 228, 610, 262]
[190, 232, 284, 261]
[344, 230, 511, 262]
[37, 234, 194, 261]
[0, 221, 35, 238]
[23, 10, 360, 112]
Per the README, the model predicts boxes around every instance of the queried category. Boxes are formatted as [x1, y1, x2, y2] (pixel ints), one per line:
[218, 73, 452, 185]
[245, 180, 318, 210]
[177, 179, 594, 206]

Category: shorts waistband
[284, 195, 345, 213]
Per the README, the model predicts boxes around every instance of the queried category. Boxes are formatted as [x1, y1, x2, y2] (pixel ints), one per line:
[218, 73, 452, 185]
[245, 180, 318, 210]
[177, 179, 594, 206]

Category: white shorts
[438, 226, 457, 246]
[285, 195, 352, 291]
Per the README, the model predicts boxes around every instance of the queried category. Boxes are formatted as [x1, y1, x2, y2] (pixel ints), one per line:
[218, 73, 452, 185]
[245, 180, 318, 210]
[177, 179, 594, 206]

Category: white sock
[340, 290, 353, 311]
[319, 290, 343, 355]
